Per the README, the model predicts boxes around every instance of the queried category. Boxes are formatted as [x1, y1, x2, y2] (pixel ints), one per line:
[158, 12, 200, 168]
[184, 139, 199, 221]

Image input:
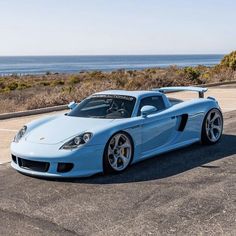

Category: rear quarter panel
[164, 98, 221, 142]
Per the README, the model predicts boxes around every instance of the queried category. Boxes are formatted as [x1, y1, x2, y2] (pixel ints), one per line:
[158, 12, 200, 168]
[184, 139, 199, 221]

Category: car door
[138, 96, 178, 157]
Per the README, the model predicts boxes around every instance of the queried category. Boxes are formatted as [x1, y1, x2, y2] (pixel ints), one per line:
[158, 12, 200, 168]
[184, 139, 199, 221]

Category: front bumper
[11, 141, 104, 178]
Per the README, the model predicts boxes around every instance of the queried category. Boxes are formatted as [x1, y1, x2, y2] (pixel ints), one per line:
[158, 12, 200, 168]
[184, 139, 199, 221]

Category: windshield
[67, 95, 136, 119]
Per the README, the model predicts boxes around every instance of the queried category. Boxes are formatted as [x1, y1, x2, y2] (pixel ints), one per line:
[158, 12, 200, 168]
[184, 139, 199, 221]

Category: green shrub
[1, 87, 11, 93]
[68, 75, 81, 84]
[39, 81, 51, 86]
[7, 82, 18, 90]
[220, 51, 236, 70]
[0, 81, 5, 89]
[184, 67, 201, 81]
[17, 83, 31, 90]
[51, 80, 65, 86]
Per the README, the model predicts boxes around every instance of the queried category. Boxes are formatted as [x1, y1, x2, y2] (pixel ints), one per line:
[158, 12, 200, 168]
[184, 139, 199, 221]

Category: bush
[0, 81, 5, 89]
[89, 71, 104, 79]
[39, 81, 51, 86]
[50, 80, 65, 86]
[125, 77, 145, 90]
[7, 82, 18, 90]
[68, 75, 81, 84]
[184, 67, 201, 82]
[115, 77, 126, 87]
[17, 83, 31, 90]
[62, 86, 73, 94]
[219, 51, 236, 70]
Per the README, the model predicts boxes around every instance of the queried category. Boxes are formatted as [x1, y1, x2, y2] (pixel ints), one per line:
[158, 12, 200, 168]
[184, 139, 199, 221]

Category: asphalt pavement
[0, 110, 235, 235]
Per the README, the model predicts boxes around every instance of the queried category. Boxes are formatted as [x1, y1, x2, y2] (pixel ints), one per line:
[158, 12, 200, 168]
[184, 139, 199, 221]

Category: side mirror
[68, 101, 77, 110]
[141, 105, 157, 117]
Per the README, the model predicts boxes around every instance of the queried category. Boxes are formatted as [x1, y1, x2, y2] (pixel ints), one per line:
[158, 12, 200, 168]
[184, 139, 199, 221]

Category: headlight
[13, 126, 27, 143]
[60, 132, 92, 150]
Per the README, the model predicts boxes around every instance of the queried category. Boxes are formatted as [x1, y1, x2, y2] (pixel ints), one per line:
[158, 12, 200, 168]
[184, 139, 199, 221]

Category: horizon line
[0, 53, 226, 57]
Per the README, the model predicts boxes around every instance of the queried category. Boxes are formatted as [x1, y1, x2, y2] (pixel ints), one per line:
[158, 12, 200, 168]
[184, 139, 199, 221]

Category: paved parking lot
[0, 86, 236, 235]
[0, 111, 235, 235]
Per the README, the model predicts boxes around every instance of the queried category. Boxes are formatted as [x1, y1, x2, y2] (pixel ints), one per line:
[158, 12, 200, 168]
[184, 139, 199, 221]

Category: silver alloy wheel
[205, 109, 223, 142]
[107, 133, 132, 171]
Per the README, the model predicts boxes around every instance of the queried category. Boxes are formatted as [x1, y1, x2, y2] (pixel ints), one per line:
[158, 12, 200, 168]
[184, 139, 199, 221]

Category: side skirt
[133, 138, 200, 164]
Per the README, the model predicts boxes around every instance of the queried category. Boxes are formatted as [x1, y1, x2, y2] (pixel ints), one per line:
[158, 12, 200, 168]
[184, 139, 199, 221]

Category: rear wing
[153, 86, 208, 98]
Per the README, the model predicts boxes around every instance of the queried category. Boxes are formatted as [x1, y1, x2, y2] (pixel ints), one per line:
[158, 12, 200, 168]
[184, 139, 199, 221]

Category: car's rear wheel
[201, 108, 223, 145]
[103, 132, 133, 173]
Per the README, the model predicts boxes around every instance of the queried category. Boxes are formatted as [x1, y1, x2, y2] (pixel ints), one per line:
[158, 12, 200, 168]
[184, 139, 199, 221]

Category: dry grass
[0, 65, 235, 114]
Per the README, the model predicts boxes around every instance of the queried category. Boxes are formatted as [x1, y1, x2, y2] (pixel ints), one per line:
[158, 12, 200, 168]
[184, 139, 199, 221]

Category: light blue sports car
[11, 86, 223, 178]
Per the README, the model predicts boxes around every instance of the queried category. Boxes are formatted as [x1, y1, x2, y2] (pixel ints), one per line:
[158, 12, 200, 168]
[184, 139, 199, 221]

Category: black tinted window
[68, 95, 136, 119]
[138, 96, 165, 116]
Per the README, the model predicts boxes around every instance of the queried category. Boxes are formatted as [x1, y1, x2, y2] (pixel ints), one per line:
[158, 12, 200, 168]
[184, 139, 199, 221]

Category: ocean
[0, 54, 224, 76]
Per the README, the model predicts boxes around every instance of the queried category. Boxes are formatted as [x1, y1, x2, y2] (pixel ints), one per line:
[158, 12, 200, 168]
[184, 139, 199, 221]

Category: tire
[201, 108, 223, 145]
[103, 132, 133, 174]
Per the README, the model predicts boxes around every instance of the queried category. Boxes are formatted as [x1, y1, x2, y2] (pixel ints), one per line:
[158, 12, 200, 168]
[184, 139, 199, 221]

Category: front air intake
[57, 163, 74, 173]
[18, 158, 50, 172]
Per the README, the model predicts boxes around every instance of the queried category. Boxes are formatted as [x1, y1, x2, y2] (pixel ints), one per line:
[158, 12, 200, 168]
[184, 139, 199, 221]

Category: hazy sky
[0, 0, 235, 55]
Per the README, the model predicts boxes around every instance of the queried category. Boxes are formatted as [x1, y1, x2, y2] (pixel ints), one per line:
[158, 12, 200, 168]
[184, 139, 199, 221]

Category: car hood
[25, 115, 114, 145]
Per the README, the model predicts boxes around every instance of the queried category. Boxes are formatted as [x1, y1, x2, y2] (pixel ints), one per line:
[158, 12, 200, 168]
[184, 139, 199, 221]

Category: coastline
[0, 54, 224, 76]
[0, 63, 235, 114]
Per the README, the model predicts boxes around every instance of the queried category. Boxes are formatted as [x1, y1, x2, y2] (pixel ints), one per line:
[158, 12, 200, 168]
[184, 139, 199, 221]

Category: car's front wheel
[103, 132, 133, 174]
[201, 108, 223, 145]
